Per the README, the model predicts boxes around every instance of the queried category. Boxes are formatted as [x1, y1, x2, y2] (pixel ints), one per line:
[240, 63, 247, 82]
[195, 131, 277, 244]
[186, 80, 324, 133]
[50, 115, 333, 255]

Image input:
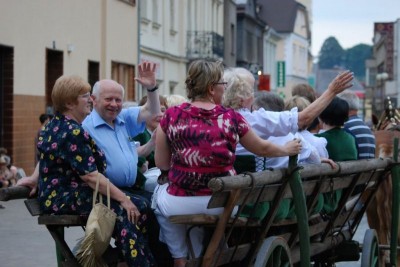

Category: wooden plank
[207, 158, 393, 193]
[0, 186, 30, 201]
[300, 158, 392, 178]
[38, 215, 87, 226]
[290, 230, 352, 263]
[24, 198, 41, 216]
[46, 225, 81, 267]
[207, 171, 379, 209]
[208, 168, 287, 192]
[202, 189, 241, 267]
[186, 244, 252, 267]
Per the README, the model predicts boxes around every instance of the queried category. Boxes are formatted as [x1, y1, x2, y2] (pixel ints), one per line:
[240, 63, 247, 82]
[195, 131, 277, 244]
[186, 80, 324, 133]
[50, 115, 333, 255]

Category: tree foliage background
[317, 36, 372, 82]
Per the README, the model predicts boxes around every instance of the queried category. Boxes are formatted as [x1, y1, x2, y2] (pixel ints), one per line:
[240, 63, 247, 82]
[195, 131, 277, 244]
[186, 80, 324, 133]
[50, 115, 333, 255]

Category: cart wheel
[254, 236, 292, 267]
[361, 229, 380, 267]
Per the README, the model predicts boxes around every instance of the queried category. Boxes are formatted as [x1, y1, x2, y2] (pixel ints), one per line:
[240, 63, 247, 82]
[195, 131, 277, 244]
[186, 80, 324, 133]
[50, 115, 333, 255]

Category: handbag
[76, 175, 117, 267]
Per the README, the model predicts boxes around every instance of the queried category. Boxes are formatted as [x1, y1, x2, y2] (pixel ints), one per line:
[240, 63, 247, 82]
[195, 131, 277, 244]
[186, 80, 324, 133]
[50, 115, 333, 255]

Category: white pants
[153, 184, 229, 259]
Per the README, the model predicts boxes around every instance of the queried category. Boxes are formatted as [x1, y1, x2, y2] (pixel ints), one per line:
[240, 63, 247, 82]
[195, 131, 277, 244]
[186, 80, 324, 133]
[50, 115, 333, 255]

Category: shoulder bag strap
[106, 178, 111, 209]
[93, 173, 101, 207]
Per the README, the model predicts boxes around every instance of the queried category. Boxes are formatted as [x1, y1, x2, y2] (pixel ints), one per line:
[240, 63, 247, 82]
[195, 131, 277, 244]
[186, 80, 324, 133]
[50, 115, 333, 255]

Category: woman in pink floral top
[154, 59, 302, 267]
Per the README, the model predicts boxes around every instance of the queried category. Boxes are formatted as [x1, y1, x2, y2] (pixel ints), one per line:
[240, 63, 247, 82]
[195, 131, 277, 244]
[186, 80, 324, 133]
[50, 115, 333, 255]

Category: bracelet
[147, 86, 158, 92]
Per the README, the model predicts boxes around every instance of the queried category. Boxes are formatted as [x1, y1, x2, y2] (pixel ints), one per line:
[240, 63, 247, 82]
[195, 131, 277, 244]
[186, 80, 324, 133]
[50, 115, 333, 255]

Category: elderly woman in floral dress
[18, 73, 156, 266]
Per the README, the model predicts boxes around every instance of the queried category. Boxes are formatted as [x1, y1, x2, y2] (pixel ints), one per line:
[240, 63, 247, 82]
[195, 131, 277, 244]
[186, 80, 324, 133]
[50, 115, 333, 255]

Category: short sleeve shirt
[37, 113, 106, 214]
[160, 103, 250, 196]
[82, 108, 145, 187]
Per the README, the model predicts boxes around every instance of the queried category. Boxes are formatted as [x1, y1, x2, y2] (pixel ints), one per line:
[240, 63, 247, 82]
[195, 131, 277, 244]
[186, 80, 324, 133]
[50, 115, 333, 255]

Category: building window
[152, 0, 159, 23]
[230, 23, 235, 55]
[46, 49, 63, 111]
[140, 0, 149, 22]
[169, 0, 177, 35]
[170, 0, 175, 31]
[118, 0, 135, 6]
[111, 62, 136, 101]
[88, 61, 99, 89]
[152, 0, 161, 29]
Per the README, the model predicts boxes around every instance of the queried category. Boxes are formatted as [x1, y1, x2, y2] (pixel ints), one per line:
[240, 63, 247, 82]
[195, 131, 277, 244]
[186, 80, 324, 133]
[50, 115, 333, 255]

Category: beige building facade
[0, 0, 139, 173]
[139, 0, 225, 97]
[275, 6, 310, 98]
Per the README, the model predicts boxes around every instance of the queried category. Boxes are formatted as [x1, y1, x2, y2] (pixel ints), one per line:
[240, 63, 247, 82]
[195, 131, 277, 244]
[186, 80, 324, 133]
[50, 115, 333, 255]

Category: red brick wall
[12, 95, 46, 175]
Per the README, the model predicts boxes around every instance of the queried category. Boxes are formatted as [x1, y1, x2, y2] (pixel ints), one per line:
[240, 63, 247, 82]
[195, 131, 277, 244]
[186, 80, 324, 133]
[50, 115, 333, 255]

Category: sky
[312, 0, 400, 57]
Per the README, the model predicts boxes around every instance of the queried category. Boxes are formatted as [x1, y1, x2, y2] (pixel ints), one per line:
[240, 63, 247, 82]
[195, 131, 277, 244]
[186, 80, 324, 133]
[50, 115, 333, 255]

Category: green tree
[345, 44, 372, 81]
[318, 36, 345, 69]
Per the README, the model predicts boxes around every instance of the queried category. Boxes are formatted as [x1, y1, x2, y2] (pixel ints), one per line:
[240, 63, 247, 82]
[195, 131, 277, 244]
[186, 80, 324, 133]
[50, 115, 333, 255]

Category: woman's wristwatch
[147, 85, 158, 92]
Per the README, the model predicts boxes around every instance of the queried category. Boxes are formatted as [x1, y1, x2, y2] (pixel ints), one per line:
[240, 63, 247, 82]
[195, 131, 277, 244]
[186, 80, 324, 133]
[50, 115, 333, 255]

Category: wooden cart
[169, 154, 400, 267]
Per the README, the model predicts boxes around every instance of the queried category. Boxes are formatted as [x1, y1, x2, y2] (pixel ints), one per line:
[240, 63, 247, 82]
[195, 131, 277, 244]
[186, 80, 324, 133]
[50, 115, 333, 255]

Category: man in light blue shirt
[83, 107, 144, 187]
[83, 62, 161, 189]
[83, 63, 172, 265]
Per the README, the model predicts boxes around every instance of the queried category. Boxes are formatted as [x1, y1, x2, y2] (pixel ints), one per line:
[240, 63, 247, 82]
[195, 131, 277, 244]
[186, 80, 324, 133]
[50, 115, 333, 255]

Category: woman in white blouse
[222, 67, 352, 173]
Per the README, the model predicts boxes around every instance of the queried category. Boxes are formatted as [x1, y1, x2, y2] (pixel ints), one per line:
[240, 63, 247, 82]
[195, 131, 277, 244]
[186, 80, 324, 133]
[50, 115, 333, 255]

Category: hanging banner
[277, 61, 286, 87]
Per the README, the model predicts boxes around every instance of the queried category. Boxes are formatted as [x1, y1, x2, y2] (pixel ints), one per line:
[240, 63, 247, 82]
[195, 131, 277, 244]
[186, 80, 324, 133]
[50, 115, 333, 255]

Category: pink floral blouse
[160, 103, 250, 196]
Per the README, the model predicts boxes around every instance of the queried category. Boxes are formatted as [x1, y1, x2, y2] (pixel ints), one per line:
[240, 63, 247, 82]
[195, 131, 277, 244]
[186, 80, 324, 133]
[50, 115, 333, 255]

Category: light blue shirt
[82, 108, 145, 187]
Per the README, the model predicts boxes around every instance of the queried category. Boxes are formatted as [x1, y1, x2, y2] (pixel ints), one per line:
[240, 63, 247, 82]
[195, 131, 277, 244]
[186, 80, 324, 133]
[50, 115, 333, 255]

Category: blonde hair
[233, 67, 255, 88]
[222, 68, 253, 110]
[166, 94, 187, 107]
[291, 83, 317, 103]
[284, 95, 311, 112]
[52, 75, 91, 113]
[185, 59, 224, 101]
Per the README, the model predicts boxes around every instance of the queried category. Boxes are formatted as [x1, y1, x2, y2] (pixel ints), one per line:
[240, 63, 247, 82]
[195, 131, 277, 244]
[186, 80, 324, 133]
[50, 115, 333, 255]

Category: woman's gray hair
[222, 68, 254, 110]
[338, 90, 360, 110]
[253, 91, 284, 112]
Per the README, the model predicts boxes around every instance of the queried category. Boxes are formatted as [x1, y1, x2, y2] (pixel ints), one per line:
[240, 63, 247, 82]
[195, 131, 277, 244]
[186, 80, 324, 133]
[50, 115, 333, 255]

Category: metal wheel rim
[361, 229, 380, 267]
[254, 237, 292, 267]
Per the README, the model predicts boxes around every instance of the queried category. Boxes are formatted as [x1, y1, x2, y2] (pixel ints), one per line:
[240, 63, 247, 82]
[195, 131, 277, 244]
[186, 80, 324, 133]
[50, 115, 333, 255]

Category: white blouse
[236, 107, 299, 156]
[299, 130, 329, 159]
[261, 132, 321, 170]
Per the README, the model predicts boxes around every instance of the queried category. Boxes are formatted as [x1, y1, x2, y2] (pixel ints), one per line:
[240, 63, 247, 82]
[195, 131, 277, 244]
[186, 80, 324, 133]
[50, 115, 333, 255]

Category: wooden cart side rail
[207, 158, 394, 192]
[207, 170, 385, 209]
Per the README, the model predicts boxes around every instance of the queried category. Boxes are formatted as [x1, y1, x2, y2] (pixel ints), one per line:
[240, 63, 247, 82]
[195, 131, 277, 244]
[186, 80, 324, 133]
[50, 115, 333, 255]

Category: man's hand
[135, 62, 157, 89]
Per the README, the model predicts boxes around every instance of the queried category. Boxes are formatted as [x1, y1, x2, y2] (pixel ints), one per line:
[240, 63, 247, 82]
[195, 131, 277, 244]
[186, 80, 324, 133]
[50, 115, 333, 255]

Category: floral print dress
[37, 113, 155, 266]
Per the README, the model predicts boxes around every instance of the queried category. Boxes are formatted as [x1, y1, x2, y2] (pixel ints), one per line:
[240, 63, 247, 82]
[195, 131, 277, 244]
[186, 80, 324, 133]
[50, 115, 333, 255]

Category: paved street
[0, 198, 369, 267]
[0, 199, 82, 267]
